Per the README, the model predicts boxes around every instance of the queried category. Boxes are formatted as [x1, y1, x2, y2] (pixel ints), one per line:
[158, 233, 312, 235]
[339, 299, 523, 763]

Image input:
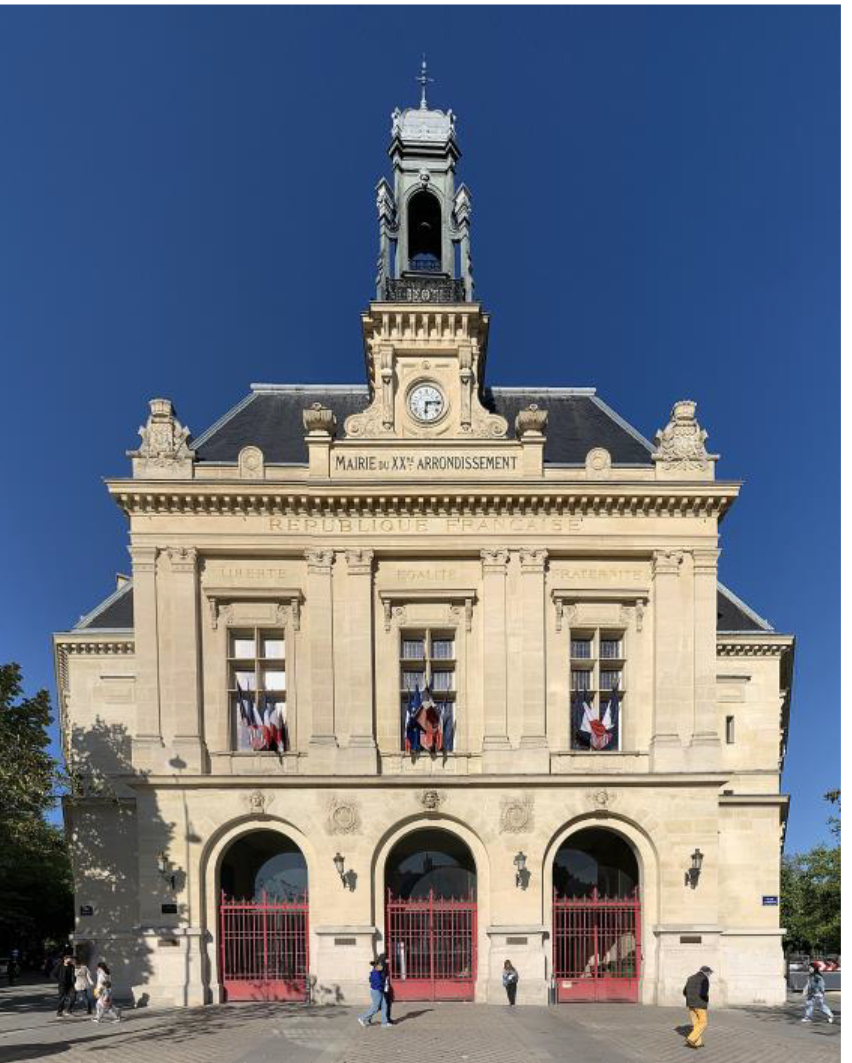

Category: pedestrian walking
[92, 962, 121, 1023]
[377, 955, 394, 1023]
[71, 961, 94, 1015]
[502, 960, 519, 1005]
[801, 963, 834, 1024]
[54, 955, 76, 1017]
[357, 959, 392, 1028]
[683, 965, 712, 1049]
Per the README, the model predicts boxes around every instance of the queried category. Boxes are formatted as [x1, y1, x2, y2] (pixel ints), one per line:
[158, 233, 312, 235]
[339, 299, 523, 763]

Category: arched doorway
[552, 827, 641, 1002]
[385, 828, 476, 1001]
[219, 830, 308, 1001]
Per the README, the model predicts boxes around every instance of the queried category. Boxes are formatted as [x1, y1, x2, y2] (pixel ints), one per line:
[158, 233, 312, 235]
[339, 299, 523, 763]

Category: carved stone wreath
[326, 796, 362, 835]
[500, 794, 534, 834]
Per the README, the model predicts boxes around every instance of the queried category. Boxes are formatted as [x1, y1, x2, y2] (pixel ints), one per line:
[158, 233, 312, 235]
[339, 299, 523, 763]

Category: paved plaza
[0, 981, 840, 1063]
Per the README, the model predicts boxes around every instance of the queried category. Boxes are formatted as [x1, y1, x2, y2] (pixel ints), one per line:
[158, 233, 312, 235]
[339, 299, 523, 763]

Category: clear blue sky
[0, 6, 838, 853]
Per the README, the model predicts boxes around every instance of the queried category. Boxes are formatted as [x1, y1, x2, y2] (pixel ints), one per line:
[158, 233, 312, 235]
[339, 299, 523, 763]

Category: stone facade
[53, 86, 793, 1011]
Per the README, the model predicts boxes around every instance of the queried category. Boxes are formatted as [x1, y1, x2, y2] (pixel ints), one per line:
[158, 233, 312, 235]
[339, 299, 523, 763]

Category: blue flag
[440, 702, 454, 752]
[405, 686, 422, 752]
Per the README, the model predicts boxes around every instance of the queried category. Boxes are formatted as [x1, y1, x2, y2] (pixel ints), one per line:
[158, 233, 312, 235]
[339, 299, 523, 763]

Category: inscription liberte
[333, 453, 518, 474]
[269, 516, 582, 534]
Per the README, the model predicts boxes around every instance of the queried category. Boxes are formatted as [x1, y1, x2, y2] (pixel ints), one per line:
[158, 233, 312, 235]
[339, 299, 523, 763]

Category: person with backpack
[502, 960, 519, 1005]
[683, 965, 712, 1048]
[801, 962, 834, 1024]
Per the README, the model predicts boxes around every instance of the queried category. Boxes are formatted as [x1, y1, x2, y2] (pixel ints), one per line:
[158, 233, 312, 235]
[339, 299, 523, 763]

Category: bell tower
[375, 58, 474, 303]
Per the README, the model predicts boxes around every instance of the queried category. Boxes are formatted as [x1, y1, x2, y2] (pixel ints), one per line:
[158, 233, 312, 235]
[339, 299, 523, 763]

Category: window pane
[402, 639, 426, 660]
[571, 639, 592, 659]
[726, 716, 735, 744]
[262, 636, 285, 659]
[262, 669, 287, 691]
[231, 637, 256, 659]
[233, 670, 257, 691]
[601, 638, 622, 660]
[432, 638, 454, 660]
[402, 670, 426, 691]
[571, 670, 592, 692]
[432, 670, 454, 692]
[600, 669, 622, 691]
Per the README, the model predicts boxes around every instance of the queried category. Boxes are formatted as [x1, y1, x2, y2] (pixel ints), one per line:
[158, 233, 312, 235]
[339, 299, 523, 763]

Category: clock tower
[346, 62, 512, 443]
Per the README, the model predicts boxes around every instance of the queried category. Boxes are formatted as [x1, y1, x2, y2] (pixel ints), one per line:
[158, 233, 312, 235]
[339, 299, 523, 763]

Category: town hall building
[54, 74, 794, 1009]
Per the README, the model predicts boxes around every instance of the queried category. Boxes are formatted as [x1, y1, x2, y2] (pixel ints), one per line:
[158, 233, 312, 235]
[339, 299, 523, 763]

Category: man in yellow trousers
[683, 966, 713, 1048]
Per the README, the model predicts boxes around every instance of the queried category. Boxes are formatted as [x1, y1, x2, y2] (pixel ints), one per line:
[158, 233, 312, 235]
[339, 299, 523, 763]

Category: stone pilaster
[480, 548, 511, 771]
[344, 549, 378, 772]
[165, 546, 205, 773]
[129, 544, 163, 771]
[305, 548, 338, 771]
[690, 548, 721, 770]
[650, 549, 687, 771]
[518, 549, 549, 771]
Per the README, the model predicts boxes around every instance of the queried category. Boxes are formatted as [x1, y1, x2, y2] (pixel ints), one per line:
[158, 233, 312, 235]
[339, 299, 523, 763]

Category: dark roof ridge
[717, 580, 774, 632]
[73, 579, 134, 631]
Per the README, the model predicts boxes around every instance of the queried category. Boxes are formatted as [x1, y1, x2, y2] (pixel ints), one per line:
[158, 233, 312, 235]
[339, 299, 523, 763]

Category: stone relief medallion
[326, 796, 361, 835]
[500, 794, 534, 834]
[590, 788, 616, 811]
[247, 790, 270, 816]
[418, 788, 446, 812]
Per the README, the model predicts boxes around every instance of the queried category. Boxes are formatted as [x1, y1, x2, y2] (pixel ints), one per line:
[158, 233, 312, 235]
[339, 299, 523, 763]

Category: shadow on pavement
[392, 1008, 433, 1024]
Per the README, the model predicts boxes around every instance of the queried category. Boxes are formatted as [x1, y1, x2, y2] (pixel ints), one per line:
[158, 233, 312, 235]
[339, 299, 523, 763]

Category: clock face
[408, 383, 445, 423]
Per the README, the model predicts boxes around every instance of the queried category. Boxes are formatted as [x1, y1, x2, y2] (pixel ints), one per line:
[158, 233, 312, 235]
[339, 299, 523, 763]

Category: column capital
[480, 548, 509, 571]
[166, 545, 198, 574]
[305, 548, 335, 573]
[128, 544, 158, 572]
[345, 548, 374, 575]
[692, 548, 721, 574]
[653, 549, 684, 577]
[519, 548, 548, 573]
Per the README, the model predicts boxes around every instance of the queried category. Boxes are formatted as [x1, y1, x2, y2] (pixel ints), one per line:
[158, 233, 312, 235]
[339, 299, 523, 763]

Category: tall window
[400, 630, 456, 752]
[570, 629, 624, 751]
[229, 628, 288, 752]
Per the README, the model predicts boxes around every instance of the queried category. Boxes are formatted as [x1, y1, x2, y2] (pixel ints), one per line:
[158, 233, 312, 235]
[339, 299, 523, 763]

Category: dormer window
[407, 190, 442, 272]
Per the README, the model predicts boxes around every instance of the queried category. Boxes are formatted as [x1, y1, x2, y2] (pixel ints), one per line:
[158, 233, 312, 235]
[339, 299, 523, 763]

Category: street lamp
[685, 848, 704, 889]
[156, 850, 176, 891]
[514, 851, 528, 889]
[333, 852, 346, 886]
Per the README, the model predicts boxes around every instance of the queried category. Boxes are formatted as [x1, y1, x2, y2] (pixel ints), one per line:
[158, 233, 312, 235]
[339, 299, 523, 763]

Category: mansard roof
[716, 581, 773, 633]
[191, 385, 655, 466]
[73, 579, 134, 631]
[69, 578, 769, 637]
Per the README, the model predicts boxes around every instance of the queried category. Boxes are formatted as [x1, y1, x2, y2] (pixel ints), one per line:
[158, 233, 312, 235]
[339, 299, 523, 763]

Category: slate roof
[191, 385, 655, 466]
[73, 580, 134, 630]
[71, 579, 771, 636]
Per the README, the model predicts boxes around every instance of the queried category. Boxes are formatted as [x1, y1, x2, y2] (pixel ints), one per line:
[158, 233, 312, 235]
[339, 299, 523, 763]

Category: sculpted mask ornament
[418, 788, 446, 812]
[247, 790, 269, 816]
[591, 788, 616, 811]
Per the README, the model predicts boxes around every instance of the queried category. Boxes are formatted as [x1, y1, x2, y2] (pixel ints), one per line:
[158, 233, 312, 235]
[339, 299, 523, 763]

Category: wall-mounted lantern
[156, 850, 176, 892]
[685, 848, 704, 889]
[333, 852, 346, 887]
[514, 851, 528, 889]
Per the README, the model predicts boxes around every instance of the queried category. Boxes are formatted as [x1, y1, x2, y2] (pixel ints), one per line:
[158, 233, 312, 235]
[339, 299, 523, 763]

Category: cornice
[107, 480, 740, 521]
[717, 634, 794, 657]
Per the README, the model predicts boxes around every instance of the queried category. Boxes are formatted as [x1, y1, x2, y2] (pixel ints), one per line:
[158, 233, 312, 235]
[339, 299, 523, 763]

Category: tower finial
[416, 54, 434, 110]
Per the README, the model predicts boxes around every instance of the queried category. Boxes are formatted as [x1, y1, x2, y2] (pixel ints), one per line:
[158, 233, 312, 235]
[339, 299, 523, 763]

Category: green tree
[781, 791, 841, 955]
[0, 663, 73, 954]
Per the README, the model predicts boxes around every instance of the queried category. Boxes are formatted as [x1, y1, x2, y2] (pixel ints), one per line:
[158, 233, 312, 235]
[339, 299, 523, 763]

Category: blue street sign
[762, 895, 779, 906]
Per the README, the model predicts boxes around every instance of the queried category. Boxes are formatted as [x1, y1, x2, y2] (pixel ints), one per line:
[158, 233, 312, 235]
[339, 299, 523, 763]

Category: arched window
[407, 190, 442, 272]
[220, 829, 307, 901]
[553, 828, 638, 899]
[386, 828, 476, 899]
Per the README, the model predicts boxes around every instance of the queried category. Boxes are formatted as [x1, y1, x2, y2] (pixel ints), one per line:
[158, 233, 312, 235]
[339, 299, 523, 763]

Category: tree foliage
[0, 663, 73, 951]
[781, 791, 841, 955]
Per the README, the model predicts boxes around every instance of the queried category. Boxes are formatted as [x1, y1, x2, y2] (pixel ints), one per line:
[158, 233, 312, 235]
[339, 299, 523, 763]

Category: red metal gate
[386, 890, 476, 1001]
[220, 892, 308, 1001]
[553, 888, 641, 1002]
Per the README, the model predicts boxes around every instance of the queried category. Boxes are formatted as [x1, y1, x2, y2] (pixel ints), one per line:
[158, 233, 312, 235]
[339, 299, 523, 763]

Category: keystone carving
[500, 794, 534, 834]
[653, 400, 717, 479]
[418, 788, 446, 812]
[128, 398, 195, 479]
[326, 795, 362, 835]
[590, 788, 616, 810]
[247, 790, 270, 816]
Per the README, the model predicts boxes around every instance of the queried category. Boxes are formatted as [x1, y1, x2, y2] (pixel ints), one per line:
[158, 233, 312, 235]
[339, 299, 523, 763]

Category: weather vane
[417, 54, 434, 109]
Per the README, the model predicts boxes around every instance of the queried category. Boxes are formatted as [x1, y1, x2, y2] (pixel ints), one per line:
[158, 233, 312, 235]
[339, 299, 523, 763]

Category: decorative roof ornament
[653, 399, 717, 481]
[515, 403, 548, 439]
[417, 54, 434, 110]
[128, 398, 195, 479]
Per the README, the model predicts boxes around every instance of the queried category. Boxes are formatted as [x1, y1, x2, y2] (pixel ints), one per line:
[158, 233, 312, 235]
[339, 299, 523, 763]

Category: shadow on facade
[65, 718, 175, 1001]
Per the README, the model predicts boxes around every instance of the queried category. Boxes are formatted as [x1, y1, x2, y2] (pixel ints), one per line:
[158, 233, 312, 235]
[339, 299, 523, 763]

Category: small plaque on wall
[79, 905, 94, 917]
[680, 935, 702, 944]
[507, 936, 528, 945]
[334, 937, 357, 947]
[762, 896, 779, 906]
[157, 938, 179, 948]
[161, 903, 178, 915]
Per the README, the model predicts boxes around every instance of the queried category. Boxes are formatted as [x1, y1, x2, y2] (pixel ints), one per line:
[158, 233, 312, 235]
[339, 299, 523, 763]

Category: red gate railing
[220, 892, 308, 1002]
[553, 887, 641, 1002]
[386, 890, 476, 1001]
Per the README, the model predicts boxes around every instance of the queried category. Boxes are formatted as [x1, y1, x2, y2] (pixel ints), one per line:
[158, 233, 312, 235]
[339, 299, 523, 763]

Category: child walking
[92, 962, 121, 1023]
